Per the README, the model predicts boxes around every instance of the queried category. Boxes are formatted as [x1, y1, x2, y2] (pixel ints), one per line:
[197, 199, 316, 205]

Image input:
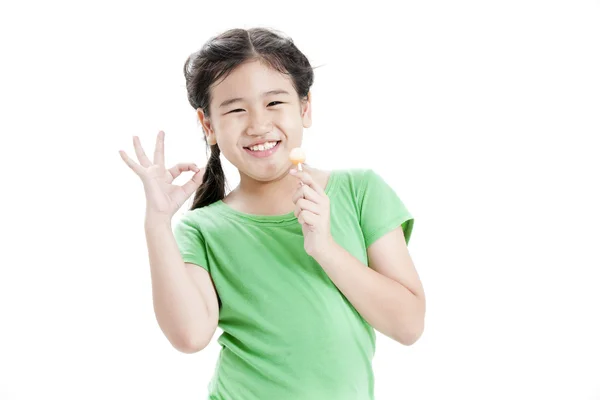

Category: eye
[227, 108, 245, 114]
[268, 101, 283, 107]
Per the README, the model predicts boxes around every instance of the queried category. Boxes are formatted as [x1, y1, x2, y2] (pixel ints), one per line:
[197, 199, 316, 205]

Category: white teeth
[249, 141, 277, 151]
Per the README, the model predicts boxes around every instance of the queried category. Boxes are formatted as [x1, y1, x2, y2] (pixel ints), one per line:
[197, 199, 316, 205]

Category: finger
[298, 210, 318, 226]
[119, 150, 145, 175]
[294, 198, 321, 218]
[133, 136, 153, 167]
[289, 169, 326, 196]
[181, 168, 206, 198]
[168, 163, 201, 180]
[292, 183, 321, 204]
[154, 131, 165, 166]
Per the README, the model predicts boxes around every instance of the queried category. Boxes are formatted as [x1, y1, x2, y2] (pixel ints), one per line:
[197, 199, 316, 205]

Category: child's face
[199, 60, 311, 182]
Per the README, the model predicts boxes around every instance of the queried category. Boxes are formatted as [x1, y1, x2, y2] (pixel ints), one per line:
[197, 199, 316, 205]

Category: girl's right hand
[119, 131, 205, 219]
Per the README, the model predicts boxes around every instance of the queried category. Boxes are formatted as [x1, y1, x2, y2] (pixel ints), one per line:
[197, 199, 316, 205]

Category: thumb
[181, 167, 206, 199]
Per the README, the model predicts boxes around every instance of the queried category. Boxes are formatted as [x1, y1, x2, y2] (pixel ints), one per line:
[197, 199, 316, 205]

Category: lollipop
[289, 147, 306, 171]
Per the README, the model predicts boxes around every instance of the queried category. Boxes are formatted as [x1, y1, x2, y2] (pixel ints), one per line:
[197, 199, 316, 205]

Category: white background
[1, 0, 599, 399]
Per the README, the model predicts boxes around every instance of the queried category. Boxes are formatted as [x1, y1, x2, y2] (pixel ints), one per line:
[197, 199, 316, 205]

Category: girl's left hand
[290, 169, 334, 258]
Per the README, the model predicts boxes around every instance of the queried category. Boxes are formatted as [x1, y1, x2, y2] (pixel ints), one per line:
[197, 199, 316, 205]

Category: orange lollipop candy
[289, 147, 306, 171]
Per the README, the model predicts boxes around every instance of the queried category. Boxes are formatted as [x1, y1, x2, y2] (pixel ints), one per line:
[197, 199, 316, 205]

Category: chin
[243, 163, 291, 183]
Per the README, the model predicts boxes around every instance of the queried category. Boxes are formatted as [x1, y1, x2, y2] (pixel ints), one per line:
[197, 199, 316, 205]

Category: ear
[197, 108, 217, 145]
[301, 92, 312, 129]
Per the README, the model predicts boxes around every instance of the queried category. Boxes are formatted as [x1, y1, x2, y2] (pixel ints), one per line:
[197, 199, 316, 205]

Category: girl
[119, 27, 425, 400]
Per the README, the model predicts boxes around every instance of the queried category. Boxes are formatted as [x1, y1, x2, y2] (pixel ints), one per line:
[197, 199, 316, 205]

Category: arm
[290, 168, 424, 345]
[314, 226, 425, 345]
[119, 131, 218, 353]
[145, 215, 219, 353]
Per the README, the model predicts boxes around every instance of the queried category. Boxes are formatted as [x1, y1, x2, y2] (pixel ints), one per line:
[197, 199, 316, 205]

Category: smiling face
[197, 60, 312, 183]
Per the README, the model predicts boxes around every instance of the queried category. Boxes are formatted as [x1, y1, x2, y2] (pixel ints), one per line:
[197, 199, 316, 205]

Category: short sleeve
[358, 169, 414, 248]
[173, 213, 210, 272]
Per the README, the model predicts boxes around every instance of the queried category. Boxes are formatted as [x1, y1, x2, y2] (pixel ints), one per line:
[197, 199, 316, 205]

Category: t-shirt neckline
[210, 169, 339, 226]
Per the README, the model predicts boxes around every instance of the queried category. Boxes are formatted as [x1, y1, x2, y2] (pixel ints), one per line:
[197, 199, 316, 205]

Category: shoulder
[173, 201, 225, 235]
[330, 168, 409, 214]
[331, 167, 380, 182]
[333, 168, 414, 245]
[328, 168, 383, 196]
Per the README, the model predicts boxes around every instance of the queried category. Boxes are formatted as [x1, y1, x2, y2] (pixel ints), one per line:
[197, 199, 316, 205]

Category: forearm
[144, 215, 214, 352]
[314, 242, 425, 345]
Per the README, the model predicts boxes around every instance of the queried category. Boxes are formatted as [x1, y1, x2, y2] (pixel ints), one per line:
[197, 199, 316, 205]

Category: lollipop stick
[297, 163, 304, 186]
[289, 147, 306, 185]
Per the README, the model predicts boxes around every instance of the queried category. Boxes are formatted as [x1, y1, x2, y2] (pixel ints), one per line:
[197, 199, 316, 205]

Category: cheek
[214, 116, 238, 133]
[212, 118, 239, 143]
[215, 109, 303, 137]
[274, 111, 303, 131]
[215, 138, 239, 167]
[215, 133, 237, 155]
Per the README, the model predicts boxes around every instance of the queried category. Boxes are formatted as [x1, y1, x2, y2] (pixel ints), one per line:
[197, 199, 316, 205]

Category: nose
[246, 109, 273, 136]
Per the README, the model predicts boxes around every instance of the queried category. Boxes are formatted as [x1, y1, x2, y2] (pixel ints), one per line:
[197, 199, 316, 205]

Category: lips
[243, 140, 281, 149]
[244, 140, 281, 152]
[243, 140, 282, 158]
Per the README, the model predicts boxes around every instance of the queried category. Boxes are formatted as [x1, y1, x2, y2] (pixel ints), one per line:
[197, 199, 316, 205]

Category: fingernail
[289, 169, 297, 175]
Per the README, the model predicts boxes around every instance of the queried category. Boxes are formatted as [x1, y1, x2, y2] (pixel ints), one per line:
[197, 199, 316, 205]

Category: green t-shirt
[173, 168, 414, 400]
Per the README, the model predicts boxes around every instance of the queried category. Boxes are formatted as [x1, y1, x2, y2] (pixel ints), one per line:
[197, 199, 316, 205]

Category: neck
[227, 168, 301, 215]
[237, 170, 297, 198]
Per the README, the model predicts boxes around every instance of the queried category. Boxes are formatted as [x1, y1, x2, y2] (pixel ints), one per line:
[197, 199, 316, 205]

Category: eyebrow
[219, 89, 291, 108]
